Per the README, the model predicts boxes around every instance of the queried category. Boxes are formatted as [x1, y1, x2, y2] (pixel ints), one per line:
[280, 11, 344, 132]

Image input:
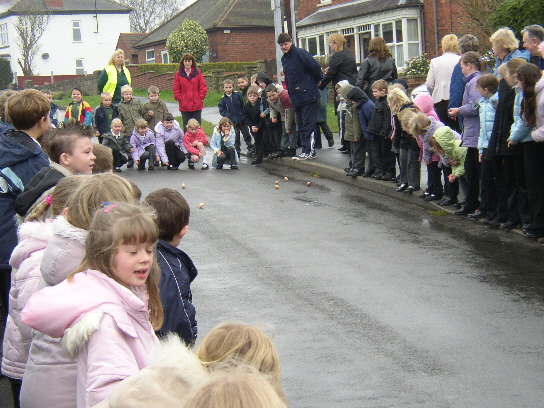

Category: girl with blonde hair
[19, 173, 137, 408]
[97, 49, 131, 105]
[22, 202, 163, 408]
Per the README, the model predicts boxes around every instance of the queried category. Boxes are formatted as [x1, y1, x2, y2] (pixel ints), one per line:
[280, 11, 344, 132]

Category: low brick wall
[402, 75, 427, 93]
[25, 71, 102, 96]
[18, 74, 85, 89]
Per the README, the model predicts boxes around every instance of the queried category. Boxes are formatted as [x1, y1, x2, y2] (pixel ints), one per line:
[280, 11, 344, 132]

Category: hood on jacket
[339, 82, 354, 101]
[347, 86, 369, 104]
[22, 269, 148, 341]
[413, 94, 439, 119]
[92, 334, 207, 408]
[256, 72, 272, 87]
[434, 126, 466, 160]
[0, 132, 40, 169]
[155, 120, 182, 134]
[10, 220, 53, 270]
[178, 66, 199, 80]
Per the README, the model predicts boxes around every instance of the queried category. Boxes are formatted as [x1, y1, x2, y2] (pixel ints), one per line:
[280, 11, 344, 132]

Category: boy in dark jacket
[94, 92, 119, 143]
[367, 80, 395, 180]
[237, 73, 255, 155]
[243, 86, 267, 164]
[144, 188, 198, 347]
[256, 71, 281, 157]
[218, 79, 245, 157]
[102, 118, 132, 172]
[0, 89, 50, 330]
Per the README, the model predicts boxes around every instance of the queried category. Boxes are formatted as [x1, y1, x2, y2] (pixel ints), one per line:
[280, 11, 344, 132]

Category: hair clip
[102, 202, 119, 213]
[45, 194, 52, 206]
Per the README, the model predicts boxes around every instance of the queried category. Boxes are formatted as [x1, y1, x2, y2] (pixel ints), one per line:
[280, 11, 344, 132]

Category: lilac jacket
[1, 221, 53, 380]
[154, 120, 187, 163]
[19, 216, 87, 408]
[130, 129, 156, 162]
[22, 269, 158, 408]
[531, 76, 544, 142]
[421, 119, 444, 164]
[458, 71, 482, 148]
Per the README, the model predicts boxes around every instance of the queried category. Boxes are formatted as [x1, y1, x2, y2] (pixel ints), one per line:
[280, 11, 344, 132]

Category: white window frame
[146, 49, 155, 63]
[72, 21, 82, 42]
[75, 58, 84, 75]
[161, 50, 170, 64]
[0, 23, 8, 47]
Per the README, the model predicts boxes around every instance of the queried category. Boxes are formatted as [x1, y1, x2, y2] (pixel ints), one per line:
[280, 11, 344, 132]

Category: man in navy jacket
[279, 33, 323, 160]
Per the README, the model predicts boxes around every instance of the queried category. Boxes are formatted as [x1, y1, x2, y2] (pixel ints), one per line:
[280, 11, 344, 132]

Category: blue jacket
[509, 88, 534, 144]
[94, 104, 119, 136]
[218, 92, 244, 124]
[493, 49, 530, 75]
[477, 92, 498, 153]
[0, 131, 49, 267]
[281, 45, 323, 107]
[155, 239, 197, 346]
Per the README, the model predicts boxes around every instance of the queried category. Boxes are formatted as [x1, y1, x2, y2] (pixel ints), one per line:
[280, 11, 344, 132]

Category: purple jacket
[154, 120, 187, 163]
[457, 71, 482, 148]
[130, 129, 156, 162]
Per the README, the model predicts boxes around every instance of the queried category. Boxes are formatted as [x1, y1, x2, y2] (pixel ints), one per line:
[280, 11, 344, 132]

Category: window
[374, 19, 413, 67]
[308, 37, 317, 56]
[0, 23, 8, 47]
[72, 21, 81, 42]
[75, 59, 84, 75]
[407, 19, 420, 59]
[146, 49, 155, 63]
[318, 35, 325, 56]
[161, 50, 170, 64]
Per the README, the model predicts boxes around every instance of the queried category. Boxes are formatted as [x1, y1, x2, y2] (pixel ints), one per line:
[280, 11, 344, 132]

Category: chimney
[43, 0, 64, 8]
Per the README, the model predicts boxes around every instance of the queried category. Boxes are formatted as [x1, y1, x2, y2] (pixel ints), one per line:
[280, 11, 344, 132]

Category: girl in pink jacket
[19, 174, 138, 408]
[1, 176, 86, 408]
[183, 118, 209, 170]
[22, 202, 163, 408]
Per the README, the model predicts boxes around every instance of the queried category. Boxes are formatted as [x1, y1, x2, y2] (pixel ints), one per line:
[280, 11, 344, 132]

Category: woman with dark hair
[356, 37, 398, 101]
[172, 53, 207, 131]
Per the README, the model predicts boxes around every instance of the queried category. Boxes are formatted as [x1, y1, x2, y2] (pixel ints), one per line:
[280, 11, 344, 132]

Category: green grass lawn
[327, 104, 339, 133]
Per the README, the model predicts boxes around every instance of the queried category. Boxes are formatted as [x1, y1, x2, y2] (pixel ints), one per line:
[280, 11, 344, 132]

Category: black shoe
[404, 186, 415, 194]
[137, 166, 145, 171]
[439, 197, 457, 206]
[396, 183, 408, 192]
[341, 149, 349, 154]
[346, 169, 361, 177]
[338, 146, 348, 152]
[148, 166, 154, 171]
[523, 230, 543, 239]
[488, 217, 504, 227]
[468, 210, 486, 219]
[522, 223, 531, 233]
[362, 172, 373, 178]
[344, 167, 351, 173]
[454, 207, 471, 216]
[419, 192, 430, 199]
[216, 165, 223, 169]
[251, 158, 263, 165]
[114, 167, 122, 173]
[231, 165, 239, 170]
[126, 161, 134, 169]
[167, 165, 178, 170]
[425, 194, 441, 201]
[188, 162, 195, 169]
[382, 174, 393, 181]
[453, 202, 463, 209]
[501, 221, 520, 230]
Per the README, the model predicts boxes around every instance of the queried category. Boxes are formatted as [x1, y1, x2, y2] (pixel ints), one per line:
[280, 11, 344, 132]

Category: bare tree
[118, 0, 186, 33]
[12, 1, 51, 76]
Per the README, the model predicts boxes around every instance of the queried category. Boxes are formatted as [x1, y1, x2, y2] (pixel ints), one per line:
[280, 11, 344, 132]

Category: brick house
[116, 33, 147, 65]
[131, 0, 276, 64]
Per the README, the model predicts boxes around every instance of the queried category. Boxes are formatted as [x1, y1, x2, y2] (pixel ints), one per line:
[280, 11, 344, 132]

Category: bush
[166, 18, 208, 63]
[51, 91, 65, 100]
[402, 54, 431, 76]
[491, 0, 544, 38]
[0, 58, 13, 89]
[137, 63, 178, 75]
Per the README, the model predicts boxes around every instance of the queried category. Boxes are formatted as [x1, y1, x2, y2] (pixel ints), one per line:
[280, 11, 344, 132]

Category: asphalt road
[2, 159, 544, 407]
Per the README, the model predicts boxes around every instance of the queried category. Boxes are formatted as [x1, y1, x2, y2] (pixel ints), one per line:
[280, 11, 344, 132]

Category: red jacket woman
[172, 53, 207, 130]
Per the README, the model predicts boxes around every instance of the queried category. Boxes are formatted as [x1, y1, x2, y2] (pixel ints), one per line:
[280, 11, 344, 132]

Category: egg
[199, 203, 204, 208]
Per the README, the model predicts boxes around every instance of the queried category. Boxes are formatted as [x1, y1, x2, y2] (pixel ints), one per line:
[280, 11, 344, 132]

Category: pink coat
[1, 221, 53, 380]
[22, 269, 158, 408]
[20, 215, 87, 408]
[183, 127, 209, 156]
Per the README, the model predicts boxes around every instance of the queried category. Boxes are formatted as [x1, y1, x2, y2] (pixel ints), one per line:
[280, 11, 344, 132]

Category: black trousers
[252, 129, 264, 159]
[111, 146, 128, 168]
[314, 121, 332, 148]
[427, 161, 443, 196]
[442, 166, 459, 199]
[502, 154, 531, 224]
[181, 111, 202, 132]
[463, 147, 480, 212]
[165, 140, 186, 167]
[480, 154, 498, 219]
[138, 145, 156, 169]
[217, 146, 237, 166]
[524, 141, 544, 233]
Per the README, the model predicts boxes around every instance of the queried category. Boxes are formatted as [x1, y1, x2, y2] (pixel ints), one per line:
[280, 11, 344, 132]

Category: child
[315, 84, 334, 149]
[19, 173, 137, 408]
[367, 80, 394, 181]
[339, 82, 375, 177]
[118, 85, 143, 139]
[15, 127, 96, 219]
[448, 52, 484, 215]
[42, 90, 60, 128]
[183, 118, 209, 170]
[250, 73, 258, 89]
[183, 367, 287, 408]
[265, 84, 296, 158]
[0, 90, 17, 133]
[63, 87, 92, 127]
[1, 175, 86, 407]
[218, 79, 245, 157]
[211, 117, 239, 169]
[144, 188, 197, 346]
[256, 71, 281, 157]
[413, 93, 443, 201]
[389, 88, 420, 193]
[429, 127, 468, 184]
[154, 113, 187, 170]
[141, 85, 168, 133]
[94, 92, 119, 144]
[472, 74, 500, 222]
[131, 119, 160, 171]
[92, 143, 114, 173]
[21, 202, 162, 408]
[243, 86, 266, 164]
[0, 90, 50, 317]
[237, 73, 255, 156]
[102, 118, 133, 172]
[335, 82, 348, 152]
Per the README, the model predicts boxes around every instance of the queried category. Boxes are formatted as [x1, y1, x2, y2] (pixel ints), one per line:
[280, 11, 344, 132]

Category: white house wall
[1, 12, 130, 77]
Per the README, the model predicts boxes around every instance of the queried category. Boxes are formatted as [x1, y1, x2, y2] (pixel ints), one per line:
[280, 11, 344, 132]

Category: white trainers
[293, 152, 310, 160]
